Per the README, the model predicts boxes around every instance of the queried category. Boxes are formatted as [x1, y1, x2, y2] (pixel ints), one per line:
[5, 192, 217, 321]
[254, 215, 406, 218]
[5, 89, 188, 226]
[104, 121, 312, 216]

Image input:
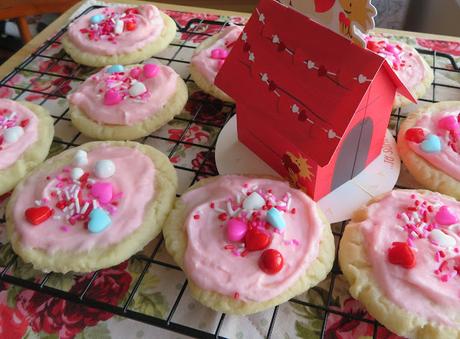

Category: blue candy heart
[266, 207, 286, 230]
[420, 134, 442, 153]
[90, 14, 105, 24]
[88, 208, 111, 233]
[106, 65, 124, 74]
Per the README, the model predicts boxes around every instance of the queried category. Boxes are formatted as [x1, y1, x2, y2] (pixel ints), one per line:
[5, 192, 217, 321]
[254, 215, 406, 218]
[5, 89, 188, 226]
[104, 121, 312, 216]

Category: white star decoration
[259, 13, 265, 23]
[249, 52, 255, 62]
[272, 35, 280, 44]
[242, 32, 247, 42]
[261, 73, 269, 82]
[291, 104, 299, 113]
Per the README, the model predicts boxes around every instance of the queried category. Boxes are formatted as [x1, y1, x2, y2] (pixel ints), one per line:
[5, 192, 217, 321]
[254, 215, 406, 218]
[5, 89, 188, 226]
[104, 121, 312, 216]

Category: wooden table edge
[0, 0, 458, 80]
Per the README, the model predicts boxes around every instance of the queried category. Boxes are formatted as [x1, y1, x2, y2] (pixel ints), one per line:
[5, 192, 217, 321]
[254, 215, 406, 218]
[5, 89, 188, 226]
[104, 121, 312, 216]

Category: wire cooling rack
[0, 5, 459, 339]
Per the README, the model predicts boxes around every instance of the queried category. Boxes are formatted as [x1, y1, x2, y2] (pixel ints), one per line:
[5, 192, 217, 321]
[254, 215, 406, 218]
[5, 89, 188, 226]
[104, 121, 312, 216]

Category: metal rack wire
[0, 5, 459, 339]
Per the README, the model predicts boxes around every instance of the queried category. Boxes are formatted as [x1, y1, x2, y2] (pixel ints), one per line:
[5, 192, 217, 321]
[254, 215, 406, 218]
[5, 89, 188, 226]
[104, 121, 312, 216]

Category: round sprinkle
[94, 159, 116, 179]
[71, 167, 85, 180]
[259, 249, 284, 274]
[73, 150, 88, 166]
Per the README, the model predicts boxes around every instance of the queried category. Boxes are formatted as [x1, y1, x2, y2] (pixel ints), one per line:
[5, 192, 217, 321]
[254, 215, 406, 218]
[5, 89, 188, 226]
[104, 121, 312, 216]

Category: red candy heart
[388, 242, 416, 269]
[25, 206, 53, 225]
[405, 128, 425, 143]
[126, 22, 136, 31]
[245, 229, 271, 251]
[259, 249, 284, 274]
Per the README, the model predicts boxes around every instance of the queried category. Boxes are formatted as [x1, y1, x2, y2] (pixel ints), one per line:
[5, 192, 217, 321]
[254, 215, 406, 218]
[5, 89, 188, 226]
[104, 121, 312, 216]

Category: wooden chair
[0, 0, 78, 43]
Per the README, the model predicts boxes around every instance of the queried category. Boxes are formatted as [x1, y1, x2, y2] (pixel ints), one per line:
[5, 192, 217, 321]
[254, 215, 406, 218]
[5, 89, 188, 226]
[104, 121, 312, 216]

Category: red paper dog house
[215, 0, 415, 201]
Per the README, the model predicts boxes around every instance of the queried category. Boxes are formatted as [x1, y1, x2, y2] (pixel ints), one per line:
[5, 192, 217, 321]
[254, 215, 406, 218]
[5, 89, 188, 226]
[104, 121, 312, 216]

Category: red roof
[215, 0, 414, 166]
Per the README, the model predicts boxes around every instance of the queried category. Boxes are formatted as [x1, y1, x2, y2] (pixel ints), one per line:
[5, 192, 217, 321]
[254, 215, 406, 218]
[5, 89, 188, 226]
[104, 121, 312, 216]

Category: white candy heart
[243, 192, 265, 210]
[358, 74, 367, 84]
[71, 167, 84, 180]
[94, 159, 116, 179]
[3, 126, 24, 144]
[291, 104, 300, 113]
[73, 150, 88, 166]
[114, 20, 124, 34]
[328, 129, 337, 139]
[429, 229, 456, 248]
[129, 81, 147, 97]
[307, 60, 315, 69]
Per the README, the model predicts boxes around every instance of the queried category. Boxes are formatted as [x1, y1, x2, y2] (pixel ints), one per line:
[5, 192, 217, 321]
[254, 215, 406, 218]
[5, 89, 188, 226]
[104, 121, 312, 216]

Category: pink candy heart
[103, 89, 122, 106]
[226, 218, 248, 242]
[435, 205, 458, 225]
[438, 115, 459, 133]
[91, 182, 113, 204]
[143, 64, 159, 78]
[211, 48, 229, 60]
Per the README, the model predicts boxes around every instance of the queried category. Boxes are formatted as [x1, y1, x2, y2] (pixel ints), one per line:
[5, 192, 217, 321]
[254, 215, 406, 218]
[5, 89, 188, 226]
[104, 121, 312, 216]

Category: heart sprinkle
[435, 206, 458, 225]
[245, 229, 271, 251]
[388, 242, 416, 269]
[420, 134, 442, 153]
[25, 206, 53, 225]
[405, 128, 425, 143]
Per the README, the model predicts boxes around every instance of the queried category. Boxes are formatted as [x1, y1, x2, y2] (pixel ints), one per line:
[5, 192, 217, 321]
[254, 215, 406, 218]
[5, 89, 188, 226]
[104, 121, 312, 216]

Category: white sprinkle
[286, 197, 291, 212]
[214, 207, 226, 213]
[236, 194, 241, 204]
[410, 231, 418, 238]
[81, 202, 90, 214]
[226, 201, 234, 215]
[92, 199, 99, 209]
[63, 206, 68, 213]
[69, 203, 75, 210]
[64, 190, 71, 201]
[75, 196, 80, 214]
[88, 179, 96, 184]
[34, 200, 42, 206]
[401, 212, 410, 223]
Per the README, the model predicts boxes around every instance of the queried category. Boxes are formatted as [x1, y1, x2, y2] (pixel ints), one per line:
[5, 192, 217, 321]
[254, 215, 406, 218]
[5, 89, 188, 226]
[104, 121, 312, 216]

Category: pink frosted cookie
[398, 101, 460, 199]
[366, 36, 433, 108]
[62, 5, 176, 67]
[68, 63, 188, 140]
[0, 99, 54, 196]
[6, 141, 177, 273]
[163, 175, 334, 315]
[339, 189, 460, 338]
[190, 25, 243, 102]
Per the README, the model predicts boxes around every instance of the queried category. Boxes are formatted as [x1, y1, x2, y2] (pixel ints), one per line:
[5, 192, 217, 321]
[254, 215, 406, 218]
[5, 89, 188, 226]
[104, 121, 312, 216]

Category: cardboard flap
[382, 62, 417, 103]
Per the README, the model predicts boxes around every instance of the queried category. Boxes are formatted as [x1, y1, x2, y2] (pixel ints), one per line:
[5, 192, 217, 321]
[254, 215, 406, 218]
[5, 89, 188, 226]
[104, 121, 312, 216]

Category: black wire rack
[0, 5, 459, 339]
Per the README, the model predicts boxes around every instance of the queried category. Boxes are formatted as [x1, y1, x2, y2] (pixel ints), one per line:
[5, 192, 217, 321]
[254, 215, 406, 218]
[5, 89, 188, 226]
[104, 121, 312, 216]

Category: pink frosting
[361, 190, 460, 327]
[191, 26, 243, 83]
[181, 175, 324, 302]
[12, 145, 155, 253]
[0, 99, 38, 170]
[67, 5, 164, 56]
[68, 64, 178, 125]
[367, 37, 427, 92]
[406, 106, 460, 180]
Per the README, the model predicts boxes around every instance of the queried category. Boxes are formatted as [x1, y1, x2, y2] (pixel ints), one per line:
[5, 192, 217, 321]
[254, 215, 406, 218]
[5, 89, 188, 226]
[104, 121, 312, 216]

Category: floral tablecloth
[0, 5, 459, 339]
